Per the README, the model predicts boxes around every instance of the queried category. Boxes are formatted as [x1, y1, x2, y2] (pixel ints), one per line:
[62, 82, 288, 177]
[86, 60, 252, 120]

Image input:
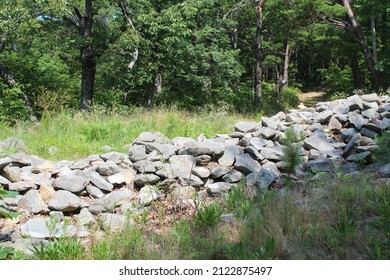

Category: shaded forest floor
[298, 91, 327, 107]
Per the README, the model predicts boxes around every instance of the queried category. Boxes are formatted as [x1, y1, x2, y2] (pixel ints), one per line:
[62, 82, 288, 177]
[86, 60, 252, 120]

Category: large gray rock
[170, 186, 196, 200]
[48, 190, 82, 212]
[211, 166, 230, 178]
[133, 131, 169, 144]
[179, 140, 225, 156]
[304, 132, 341, 158]
[249, 137, 268, 151]
[128, 145, 148, 162]
[139, 185, 161, 206]
[100, 152, 129, 165]
[86, 171, 113, 191]
[96, 161, 120, 176]
[0, 137, 26, 153]
[304, 158, 333, 173]
[100, 213, 133, 232]
[234, 154, 261, 174]
[259, 146, 284, 161]
[1, 165, 22, 182]
[222, 170, 245, 183]
[86, 184, 105, 198]
[0, 157, 12, 169]
[234, 121, 258, 133]
[169, 155, 196, 179]
[259, 127, 278, 139]
[107, 172, 126, 185]
[54, 175, 89, 193]
[17, 190, 48, 214]
[246, 169, 276, 189]
[316, 110, 333, 124]
[133, 174, 161, 188]
[348, 111, 366, 130]
[342, 133, 361, 158]
[346, 151, 371, 162]
[328, 115, 343, 130]
[8, 181, 37, 192]
[345, 95, 363, 111]
[378, 163, 390, 178]
[77, 208, 96, 226]
[207, 182, 233, 196]
[97, 189, 134, 212]
[192, 166, 210, 179]
[218, 144, 240, 167]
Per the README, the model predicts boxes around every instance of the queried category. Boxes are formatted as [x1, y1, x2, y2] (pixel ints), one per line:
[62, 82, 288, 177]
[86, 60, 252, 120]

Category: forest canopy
[0, 0, 389, 123]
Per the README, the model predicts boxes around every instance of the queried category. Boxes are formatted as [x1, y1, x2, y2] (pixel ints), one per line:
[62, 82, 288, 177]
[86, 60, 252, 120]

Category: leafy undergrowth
[0, 106, 255, 160]
[8, 173, 389, 260]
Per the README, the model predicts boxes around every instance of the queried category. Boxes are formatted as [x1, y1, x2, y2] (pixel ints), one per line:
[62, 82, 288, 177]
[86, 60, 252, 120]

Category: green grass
[0, 106, 255, 160]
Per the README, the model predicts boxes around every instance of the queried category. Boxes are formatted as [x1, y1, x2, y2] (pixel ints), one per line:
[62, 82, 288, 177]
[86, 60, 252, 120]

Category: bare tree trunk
[146, 73, 162, 110]
[343, 0, 383, 91]
[351, 59, 364, 89]
[282, 41, 290, 90]
[371, 13, 378, 63]
[254, 0, 267, 106]
[77, 0, 95, 111]
[0, 63, 37, 123]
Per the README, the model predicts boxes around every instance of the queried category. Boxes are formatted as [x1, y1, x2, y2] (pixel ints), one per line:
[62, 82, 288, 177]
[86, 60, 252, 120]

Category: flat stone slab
[234, 154, 261, 174]
[48, 190, 82, 212]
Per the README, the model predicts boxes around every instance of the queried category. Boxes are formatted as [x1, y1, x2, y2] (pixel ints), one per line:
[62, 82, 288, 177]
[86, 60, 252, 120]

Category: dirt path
[298, 91, 327, 107]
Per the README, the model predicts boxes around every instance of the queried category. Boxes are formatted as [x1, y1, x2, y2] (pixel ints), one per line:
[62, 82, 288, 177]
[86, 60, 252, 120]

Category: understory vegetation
[3, 173, 388, 260]
[0, 107, 254, 160]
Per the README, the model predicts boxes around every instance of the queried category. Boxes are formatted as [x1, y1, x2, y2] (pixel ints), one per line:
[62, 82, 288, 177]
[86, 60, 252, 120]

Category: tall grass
[0, 106, 255, 160]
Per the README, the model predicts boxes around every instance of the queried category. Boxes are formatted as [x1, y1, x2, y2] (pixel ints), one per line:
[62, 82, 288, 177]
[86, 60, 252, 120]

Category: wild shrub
[279, 128, 303, 175]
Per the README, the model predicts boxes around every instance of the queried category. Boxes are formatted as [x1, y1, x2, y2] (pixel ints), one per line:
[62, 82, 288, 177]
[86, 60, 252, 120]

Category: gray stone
[348, 111, 366, 130]
[234, 121, 258, 133]
[259, 146, 284, 161]
[169, 155, 196, 179]
[96, 161, 120, 176]
[343, 133, 361, 157]
[86, 184, 105, 198]
[77, 208, 96, 226]
[211, 166, 231, 178]
[128, 145, 148, 162]
[155, 163, 175, 178]
[363, 123, 382, 134]
[170, 186, 196, 200]
[101, 152, 129, 165]
[207, 182, 233, 196]
[185, 174, 205, 187]
[304, 132, 341, 158]
[305, 158, 333, 173]
[0, 174, 11, 186]
[134, 131, 169, 144]
[134, 174, 161, 188]
[142, 143, 179, 160]
[20, 217, 82, 238]
[341, 128, 359, 140]
[17, 190, 48, 214]
[100, 213, 133, 232]
[139, 185, 161, 206]
[218, 144, 240, 167]
[132, 159, 157, 173]
[8, 181, 37, 192]
[249, 137, 268, 150]
[170, 136, 196, 147]
[378, 163, 390, 177]
[107, 172, 126, 185]
[220, 213, 235, 223]
[70, 158, 90, 170]
[346, 151, 371, 162]
[48, 190, 82, 212]
[360, 127, 379, 139]
[0, 157, 12, 169]
[237, 136, 250, 147]
[179, 140, 225, 156]
[88, 204, 106, 215]
[362, 108, 377, 119]
[234, 154, 261, 174]
[345, 95, 363, 111]
[54, 175, 89, 193]
[86, 171, 114, 191]
[245, 146, 265, 161]
[222, 170, 245, 183]
[1, 165, 22, 182]
[328, 115, 343, 130]
[192, 166, 210, 179]
[98, 189, 134, 212]
[361, 93, 380, 103]
[316, 110, 333, 124]
[259, 127, 278, 139]
[196, 155, 212, 166]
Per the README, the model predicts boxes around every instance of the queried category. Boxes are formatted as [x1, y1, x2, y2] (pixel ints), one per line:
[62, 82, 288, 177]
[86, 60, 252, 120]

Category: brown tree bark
[342, 0, 383, 91]
[254, 0, 267, 106]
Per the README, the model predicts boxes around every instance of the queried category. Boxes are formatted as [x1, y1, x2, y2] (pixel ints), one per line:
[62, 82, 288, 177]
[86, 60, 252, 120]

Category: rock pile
[1, 93, 390, 254]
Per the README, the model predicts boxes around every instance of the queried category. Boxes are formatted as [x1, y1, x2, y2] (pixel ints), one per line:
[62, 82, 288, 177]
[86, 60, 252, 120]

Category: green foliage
[0, 246, 15, 260]
[194, 202, 223, 229]
[319, 64, 355, 99]
[31, 238, 85, 260]
[372, 132, 390, 163]
[0, 84, 29, 124]
[280, 128, 303, 175]
[223, 182, 252, 220]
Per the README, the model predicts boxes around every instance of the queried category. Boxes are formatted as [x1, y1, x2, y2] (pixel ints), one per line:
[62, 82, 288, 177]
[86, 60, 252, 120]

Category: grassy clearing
[15, 173, 389, 260]
[0, 106, 256, 160]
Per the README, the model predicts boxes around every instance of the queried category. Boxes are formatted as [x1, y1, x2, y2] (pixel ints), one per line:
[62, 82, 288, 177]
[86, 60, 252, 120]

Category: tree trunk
[351, 59, 364, 90]
[146, 73, 162, 110]
[282, 41, 290, 90]
[371, 13, 378, 63]
[343, 0, 383, 91]
[77, 0, 96, 111]
[254, 0, 267, 106]
[0, 63, 37, 123]
[79, 53, 96, 110]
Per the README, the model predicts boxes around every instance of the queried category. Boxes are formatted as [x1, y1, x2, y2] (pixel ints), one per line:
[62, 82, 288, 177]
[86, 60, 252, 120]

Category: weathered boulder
[48, 190, 82, 212]
[54, 175, 89, 193]
[17, 190, 48, 214]
[234, 154, 261, 174]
